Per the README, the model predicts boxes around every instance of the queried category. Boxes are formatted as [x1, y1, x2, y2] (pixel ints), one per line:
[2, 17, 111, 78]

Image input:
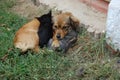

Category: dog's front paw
[52, 40, 63, 52]
[48, 39, 62, 52]
[51, 40, 60, 48]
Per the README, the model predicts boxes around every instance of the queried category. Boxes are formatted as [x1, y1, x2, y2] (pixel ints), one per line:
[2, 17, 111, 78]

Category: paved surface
[39, 0, 107, 38]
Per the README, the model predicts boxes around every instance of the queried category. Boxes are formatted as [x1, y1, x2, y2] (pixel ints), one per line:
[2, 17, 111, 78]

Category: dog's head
[52, 12, 79, 40]
[37, 10, 52, 23]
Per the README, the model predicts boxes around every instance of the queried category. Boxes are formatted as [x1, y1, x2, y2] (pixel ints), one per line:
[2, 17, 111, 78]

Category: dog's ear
[47, 10, 52, 17]
[48, 10, 51, 15]
[69, 16, 80, 31]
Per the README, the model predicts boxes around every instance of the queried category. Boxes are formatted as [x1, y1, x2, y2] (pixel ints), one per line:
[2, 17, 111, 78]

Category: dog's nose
[56, 34, 61, 39]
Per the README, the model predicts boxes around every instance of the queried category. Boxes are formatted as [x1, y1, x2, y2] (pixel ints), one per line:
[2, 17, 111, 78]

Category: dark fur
[37, 11, 53, 48]
[48, 29, 78, 53]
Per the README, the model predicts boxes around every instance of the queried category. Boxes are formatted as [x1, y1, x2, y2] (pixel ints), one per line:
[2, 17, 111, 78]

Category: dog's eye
[63, 26, 68, 30]
[53, 25, 57, 29]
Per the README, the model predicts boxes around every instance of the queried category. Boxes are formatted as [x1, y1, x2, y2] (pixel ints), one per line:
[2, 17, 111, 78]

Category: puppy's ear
[47, 10, 52, 17]
[69, 16, 80, 31]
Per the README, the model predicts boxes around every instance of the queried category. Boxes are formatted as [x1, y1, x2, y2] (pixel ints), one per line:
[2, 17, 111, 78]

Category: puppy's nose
[56, 34, 61, 39]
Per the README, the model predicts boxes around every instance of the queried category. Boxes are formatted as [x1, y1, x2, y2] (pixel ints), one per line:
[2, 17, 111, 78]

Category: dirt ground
[11, 0, 50, 20]
[11, 0, 60, 20]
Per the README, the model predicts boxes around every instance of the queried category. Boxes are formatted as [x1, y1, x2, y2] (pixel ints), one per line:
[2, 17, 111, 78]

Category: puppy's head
[37, 10, 52, 23]
[52, 12, 79, 40]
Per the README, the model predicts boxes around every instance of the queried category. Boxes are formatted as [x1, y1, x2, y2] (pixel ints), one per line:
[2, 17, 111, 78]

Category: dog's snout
[56, 34, 61, 39]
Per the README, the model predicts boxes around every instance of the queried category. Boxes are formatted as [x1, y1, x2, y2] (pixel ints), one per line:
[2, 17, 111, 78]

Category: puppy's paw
[51, 40, 60, 48]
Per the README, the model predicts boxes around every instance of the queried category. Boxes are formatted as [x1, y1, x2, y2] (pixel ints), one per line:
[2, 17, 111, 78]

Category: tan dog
[52, 12, 80, 49]
[14, 11, 53, 53]
[14, 19, 40, 53]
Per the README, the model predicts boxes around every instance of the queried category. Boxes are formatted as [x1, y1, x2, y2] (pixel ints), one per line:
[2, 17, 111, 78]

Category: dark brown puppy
[51, 12, 80, 49]
[14, 11, 53, 53]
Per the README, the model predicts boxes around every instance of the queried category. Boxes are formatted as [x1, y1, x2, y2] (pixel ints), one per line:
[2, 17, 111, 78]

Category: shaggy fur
[14, 18, 40, 53]
[14, 11, 53, 53]
[48, 29, 78, 53]
[51, 12, 80, 49]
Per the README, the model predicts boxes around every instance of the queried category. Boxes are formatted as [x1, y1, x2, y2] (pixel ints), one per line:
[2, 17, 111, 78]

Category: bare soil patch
[11, 0, 52, 20]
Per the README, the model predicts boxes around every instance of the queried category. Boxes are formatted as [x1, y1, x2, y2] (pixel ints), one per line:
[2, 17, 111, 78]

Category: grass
[0, 0, 120, 80]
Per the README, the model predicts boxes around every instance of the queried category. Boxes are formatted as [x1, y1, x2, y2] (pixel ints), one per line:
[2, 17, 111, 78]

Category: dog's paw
[51, 40, 60, 48]
[48, 39, 62, 52]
